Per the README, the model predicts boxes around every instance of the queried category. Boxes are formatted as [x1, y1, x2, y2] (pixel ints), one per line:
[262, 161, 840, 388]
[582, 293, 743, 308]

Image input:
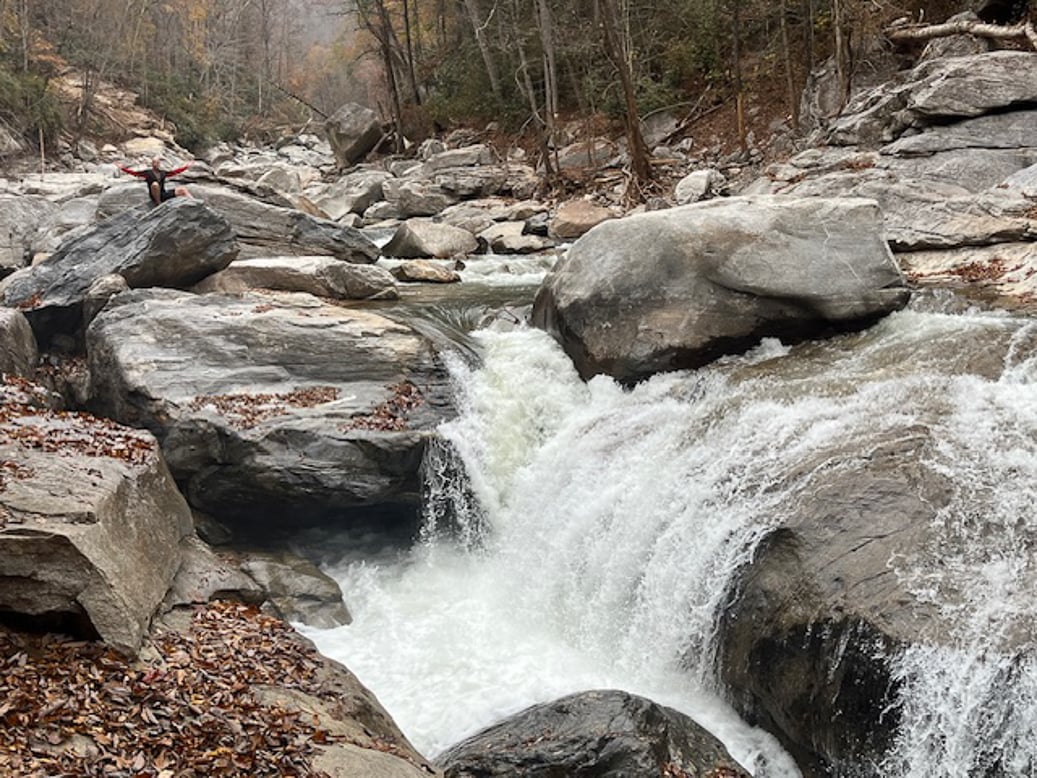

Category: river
[301, 263, 1037, 777]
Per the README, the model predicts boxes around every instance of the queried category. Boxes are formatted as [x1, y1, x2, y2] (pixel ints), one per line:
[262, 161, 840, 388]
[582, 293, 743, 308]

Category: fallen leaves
[0, 602, 338, 777]
[948, 257, 1015, 283]
[341, 381, 424, 432]
[0, 401, 156, 478]
[188, 386, 339, 429]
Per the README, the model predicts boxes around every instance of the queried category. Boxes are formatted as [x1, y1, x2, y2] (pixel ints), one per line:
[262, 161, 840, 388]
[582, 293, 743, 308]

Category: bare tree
[461, 0, 503, 103]
[599, 0, 652, 199]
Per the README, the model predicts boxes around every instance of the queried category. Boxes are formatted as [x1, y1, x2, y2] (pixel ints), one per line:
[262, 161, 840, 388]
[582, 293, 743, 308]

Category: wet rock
[383, 219, 478, 259]
[86, 289, 453, 540]
[437, 689, 749, 778]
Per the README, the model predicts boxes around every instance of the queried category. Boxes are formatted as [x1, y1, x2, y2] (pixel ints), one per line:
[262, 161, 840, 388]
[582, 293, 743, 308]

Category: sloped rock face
[0, 194, 58, 277]
[193, 256, 398, 300]
[712, 312, 1037, 777]
[719, 427, 953, 776]
[1, 199, 238, 347]
[533, 195, 909, 383]
[747, 49, 1037, 307]
[436, 689, 749, 778]
[85, 289, 454, 540]
[827, 51, 1037, 147]
[0, 398, 193, 654]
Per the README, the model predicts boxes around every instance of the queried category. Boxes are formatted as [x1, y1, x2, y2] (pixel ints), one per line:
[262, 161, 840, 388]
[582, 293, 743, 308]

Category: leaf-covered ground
[0, 602, 345, 777]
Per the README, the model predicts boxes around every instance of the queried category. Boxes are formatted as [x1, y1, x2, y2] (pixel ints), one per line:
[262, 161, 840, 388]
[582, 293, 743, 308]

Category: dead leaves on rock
[186, 382, 426, 433]
[0, 386, 157, 488]
[948, 257, 1017, 283]
[188, 386, 339, 429]
[341, 381, 424, 432]
[0, 602, 340, 777]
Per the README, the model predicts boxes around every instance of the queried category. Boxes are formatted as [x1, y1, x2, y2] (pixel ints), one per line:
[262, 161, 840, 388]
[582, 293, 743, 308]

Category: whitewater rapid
[302, 302, 1037, 777]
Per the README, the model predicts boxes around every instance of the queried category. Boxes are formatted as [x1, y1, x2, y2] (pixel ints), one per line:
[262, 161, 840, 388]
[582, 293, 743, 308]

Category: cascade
[303, 302, 1037, 777]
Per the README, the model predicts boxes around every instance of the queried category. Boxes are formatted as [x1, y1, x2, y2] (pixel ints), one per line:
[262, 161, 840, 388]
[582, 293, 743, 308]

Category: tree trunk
[401, 0, 422, 104]
[514, 32, 555, 180]
[731, 0, 747, 152]
[461, 0, 502, 103]
[833, 0, 849, 109]
[536, 0, 558, 133]
[780, 0, 799, 127]
[600, 0, 652, 197]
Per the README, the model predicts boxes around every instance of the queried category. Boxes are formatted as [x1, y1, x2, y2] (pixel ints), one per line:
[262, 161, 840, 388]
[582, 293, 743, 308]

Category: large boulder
[0, 394, 193, 654]
[714, 311, 1037, 776]
[86, 289, 453, 540]
[178, 185, 381, 262]
[383, 219, 478, 259]
[1, 199, 238, 347]
[532, 195, 910, 383]
[436, 689, 750, 778]
[324, 103, 384, 168]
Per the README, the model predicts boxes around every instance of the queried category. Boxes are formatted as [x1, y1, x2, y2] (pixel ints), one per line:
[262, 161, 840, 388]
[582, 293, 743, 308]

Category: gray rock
[884, 110, 1037, 157]
[0, 194, 58, 276]
[85, 289, 453, 539]
[383, 219, 478, 259]
[674, 168, 725, 204]
[0, 409, 192, 654]
[548, 200, 615, 240]
[437, 689, 749, 778]
[194, 255, 398, 300]
[533, 196, 910, 383]
[422, 144, 495, 171]
[2, 199, 238, 347]
[188, 185, 381, 262]
[0, 308, 37, 377]
[311, 170, 393, 220]
[382, 179, 456, 217]
[256, 165, 303, 194]
[390, 260, 461, 284]
[163, 535, 265, 608]
[439, 203, 497, 235]
[554, 138, 618, 171]
[240, 551, 352, 628]
[478, 221, 555, 254]
[325, 103, 384, 167]
[829, 51, 1037, 146]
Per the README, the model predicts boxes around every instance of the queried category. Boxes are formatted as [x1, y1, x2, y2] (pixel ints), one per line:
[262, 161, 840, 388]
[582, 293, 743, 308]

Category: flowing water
[302, 287, 1037, 777]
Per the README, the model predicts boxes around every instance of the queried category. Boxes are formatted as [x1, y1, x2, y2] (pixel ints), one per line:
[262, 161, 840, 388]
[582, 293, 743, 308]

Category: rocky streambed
[1, 41, 1036, 778]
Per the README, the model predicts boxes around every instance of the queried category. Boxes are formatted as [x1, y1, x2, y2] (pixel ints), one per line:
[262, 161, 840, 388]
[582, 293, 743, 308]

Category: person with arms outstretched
[119, 157, 193, 206]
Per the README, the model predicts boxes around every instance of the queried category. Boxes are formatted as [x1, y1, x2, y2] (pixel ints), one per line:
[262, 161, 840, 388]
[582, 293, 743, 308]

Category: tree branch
[885, 18, 1037, 50]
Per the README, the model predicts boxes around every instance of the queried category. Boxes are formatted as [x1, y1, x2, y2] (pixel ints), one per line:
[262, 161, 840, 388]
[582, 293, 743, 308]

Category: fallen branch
[885, 18, 1037, 50]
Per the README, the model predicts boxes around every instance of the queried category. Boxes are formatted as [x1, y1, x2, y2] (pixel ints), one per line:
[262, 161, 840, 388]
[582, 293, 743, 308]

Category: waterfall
[302, 303, 1037, 777]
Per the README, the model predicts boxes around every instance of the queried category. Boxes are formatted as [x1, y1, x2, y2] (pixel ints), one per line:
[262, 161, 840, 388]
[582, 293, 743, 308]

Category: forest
[0, 0, 1032, 158]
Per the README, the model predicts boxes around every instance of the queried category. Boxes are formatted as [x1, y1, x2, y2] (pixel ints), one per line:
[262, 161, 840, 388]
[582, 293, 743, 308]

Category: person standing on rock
[119, 157, 194, 206]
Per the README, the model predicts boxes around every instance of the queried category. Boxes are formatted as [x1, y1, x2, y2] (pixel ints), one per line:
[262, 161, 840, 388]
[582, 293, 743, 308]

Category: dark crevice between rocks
[0, 606, 101, 643]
